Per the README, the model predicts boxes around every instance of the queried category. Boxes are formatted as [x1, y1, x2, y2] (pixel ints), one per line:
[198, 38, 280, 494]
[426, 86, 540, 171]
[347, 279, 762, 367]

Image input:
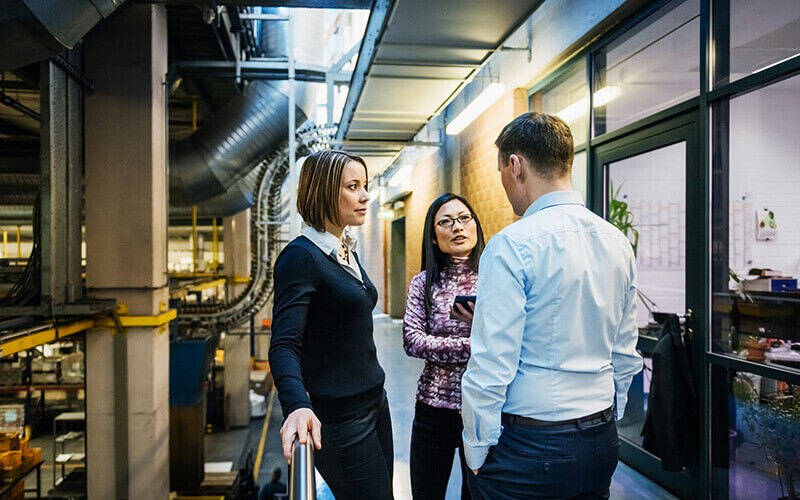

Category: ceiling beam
[143, 0, 371, 8]
[336, 0, 395, 141]
[169, 60, 327, 82]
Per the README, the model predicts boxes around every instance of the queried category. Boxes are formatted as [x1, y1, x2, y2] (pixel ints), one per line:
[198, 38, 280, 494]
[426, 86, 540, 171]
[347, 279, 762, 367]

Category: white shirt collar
[300, 225, 358, 257]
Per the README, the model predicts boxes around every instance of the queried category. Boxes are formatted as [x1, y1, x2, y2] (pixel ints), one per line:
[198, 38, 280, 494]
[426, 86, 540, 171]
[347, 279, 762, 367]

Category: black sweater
[268, 236, 385, 422]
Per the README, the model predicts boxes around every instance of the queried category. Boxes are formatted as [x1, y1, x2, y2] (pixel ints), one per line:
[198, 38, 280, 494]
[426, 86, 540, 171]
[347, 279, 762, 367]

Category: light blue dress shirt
[461, 190, 643, 470]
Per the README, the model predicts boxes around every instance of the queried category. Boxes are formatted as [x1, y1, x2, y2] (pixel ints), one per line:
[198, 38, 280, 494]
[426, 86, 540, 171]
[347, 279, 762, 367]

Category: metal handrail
[288, 437, 316, 500]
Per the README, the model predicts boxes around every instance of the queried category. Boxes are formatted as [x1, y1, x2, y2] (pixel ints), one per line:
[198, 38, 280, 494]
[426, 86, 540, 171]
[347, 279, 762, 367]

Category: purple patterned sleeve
[403, 273, 471, 364]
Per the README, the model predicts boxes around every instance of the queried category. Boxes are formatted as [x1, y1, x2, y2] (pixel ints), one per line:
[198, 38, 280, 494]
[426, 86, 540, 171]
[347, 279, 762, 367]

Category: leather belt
[501, 405, 615, 429]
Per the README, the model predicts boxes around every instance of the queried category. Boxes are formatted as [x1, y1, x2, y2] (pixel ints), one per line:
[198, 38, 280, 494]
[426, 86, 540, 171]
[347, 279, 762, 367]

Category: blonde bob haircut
[297, 150, 368, 232]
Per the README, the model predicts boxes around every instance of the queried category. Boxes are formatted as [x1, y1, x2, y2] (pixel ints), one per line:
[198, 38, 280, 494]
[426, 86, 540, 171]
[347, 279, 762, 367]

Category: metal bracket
[501, 31, 532, 63]
[51, 54, 95, 93]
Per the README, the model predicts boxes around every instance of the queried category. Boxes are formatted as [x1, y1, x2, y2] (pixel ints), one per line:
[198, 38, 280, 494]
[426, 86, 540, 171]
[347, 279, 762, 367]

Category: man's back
[465, 190, 641, 423]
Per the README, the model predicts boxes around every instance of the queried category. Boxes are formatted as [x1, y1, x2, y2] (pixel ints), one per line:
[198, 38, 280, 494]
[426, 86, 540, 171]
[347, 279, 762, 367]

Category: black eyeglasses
[436, 213, 474, 229]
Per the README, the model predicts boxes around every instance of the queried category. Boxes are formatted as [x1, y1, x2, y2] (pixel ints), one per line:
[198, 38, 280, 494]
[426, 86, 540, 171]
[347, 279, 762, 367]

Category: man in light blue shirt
[462, 112, 643, 499]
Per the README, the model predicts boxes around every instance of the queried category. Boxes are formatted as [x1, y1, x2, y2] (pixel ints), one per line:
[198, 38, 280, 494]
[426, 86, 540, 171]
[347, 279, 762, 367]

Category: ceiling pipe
[169, 79, 307, 209]
[0, 0, 127, 71]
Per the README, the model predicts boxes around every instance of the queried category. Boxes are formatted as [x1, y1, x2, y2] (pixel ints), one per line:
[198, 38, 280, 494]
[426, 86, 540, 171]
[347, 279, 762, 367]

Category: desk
[0, 459, 43, 499]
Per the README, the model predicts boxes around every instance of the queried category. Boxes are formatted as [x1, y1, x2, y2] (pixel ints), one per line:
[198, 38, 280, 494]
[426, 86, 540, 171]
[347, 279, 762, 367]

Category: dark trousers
[314, 393, 394, 499]
[410, 403, 471, 500]
[467, 413, 619, 499]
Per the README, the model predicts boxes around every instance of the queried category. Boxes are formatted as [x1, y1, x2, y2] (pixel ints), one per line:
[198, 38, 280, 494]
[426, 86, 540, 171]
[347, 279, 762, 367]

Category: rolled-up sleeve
[612, 257, 643, 420]
[269, 245, 317, 418]
[461, 234, 527, 470]
[403, 273, 470, 364]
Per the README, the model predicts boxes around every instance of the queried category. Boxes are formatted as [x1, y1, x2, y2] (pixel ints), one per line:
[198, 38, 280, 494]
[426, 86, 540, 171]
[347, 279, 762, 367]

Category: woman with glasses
[403, 193, 486, 499]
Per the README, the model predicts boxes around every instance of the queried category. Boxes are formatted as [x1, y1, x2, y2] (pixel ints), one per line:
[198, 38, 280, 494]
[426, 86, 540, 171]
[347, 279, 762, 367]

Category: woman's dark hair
[420, 193, 485, 317]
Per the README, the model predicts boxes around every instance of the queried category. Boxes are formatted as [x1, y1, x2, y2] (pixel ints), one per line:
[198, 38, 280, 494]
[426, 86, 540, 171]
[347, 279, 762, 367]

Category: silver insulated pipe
[169, 79, 307, 208]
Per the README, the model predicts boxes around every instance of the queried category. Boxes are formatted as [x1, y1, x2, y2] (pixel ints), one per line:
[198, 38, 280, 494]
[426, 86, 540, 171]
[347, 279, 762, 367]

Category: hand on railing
[280, 408, 322, 464]
[289, 436, 317, 500]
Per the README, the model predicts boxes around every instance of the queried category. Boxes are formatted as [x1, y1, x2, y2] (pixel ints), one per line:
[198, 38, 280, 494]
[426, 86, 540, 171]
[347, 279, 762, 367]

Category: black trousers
[410, 402, 471, 500]
[467, 413, 619, 500]
[314, 393, 394, 499]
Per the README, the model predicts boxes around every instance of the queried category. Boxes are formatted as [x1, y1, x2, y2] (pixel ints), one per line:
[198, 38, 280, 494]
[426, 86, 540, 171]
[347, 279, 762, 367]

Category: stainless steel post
[288, 438, 316, 500]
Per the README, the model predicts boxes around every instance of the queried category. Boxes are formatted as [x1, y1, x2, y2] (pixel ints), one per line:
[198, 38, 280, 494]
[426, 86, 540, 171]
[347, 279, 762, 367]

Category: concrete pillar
[223, 209, 251, 427]
[223, 209, 251, 298]
[84, 5, 170, 499]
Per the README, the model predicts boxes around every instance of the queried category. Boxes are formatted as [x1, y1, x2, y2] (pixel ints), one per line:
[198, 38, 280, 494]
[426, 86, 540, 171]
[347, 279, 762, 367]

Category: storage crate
[0, 433, 19, 453]
[0, 405, 24, 434]
[60, 352, 84, 384]
[0, 362, 21, 387]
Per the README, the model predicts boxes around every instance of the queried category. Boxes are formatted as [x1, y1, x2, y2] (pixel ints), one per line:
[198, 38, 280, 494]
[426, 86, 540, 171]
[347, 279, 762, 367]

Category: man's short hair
[271, 467, 282, 482]
[494, 112, 574, 180]
[297, 149, 368, 231]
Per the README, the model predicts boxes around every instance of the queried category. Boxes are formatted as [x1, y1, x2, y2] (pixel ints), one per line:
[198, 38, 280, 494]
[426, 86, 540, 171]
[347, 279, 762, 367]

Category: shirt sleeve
[402, 273, 471, 364]
[612, 251, 644, 420]
[268, 245, 317, 418]
[461, 234, 527, 470]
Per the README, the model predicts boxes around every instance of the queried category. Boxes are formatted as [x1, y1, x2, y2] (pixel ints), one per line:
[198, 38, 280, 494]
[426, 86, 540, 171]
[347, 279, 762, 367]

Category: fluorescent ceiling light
[556, 98, 587, 123]
[446, 82, 506, 135]
[388, 164, 413, 187]
[554, 86, 622, 122]
[753, 53, 800, 74]
[593, 86, 621, 107]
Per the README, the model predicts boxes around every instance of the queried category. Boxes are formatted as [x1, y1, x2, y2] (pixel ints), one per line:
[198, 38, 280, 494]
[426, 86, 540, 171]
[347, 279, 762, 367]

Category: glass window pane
[712, 75, 800, 368]
[593, 0, 699, 136]
[572, 151, 587, 202]
[713, 367, 800, 499]
[531, 61, 589, 147]
[606, 143, 686, 328]
[715, 0, 800, 87]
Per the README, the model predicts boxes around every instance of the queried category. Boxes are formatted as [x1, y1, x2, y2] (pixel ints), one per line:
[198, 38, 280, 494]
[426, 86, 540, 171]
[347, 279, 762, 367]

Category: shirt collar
[300, 225, 358, 256]
[522, 190, 585, 218]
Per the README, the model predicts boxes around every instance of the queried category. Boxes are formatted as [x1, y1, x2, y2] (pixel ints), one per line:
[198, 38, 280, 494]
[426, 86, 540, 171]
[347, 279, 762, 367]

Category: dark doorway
[389, 217, 406, 318]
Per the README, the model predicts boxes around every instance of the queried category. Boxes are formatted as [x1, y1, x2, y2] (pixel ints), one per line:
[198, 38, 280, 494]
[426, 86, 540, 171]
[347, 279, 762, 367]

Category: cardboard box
[743, 278, 798, 292]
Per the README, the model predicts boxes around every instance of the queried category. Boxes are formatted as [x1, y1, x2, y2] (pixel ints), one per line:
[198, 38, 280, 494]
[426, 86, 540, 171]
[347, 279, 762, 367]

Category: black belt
[501, 405, 615, 429]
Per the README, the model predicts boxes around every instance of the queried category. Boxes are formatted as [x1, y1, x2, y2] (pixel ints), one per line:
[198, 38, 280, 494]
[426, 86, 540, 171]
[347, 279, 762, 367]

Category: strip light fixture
[555, 86, 622, 123]
[445, 82, 506, 135]
[388, 164, 413, 187]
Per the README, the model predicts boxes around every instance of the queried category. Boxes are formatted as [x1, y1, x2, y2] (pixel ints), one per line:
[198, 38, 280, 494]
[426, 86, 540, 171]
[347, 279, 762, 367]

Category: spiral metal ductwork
[169, 79, 307, 209]
[177, 123, 335, 330]
[257, 8, 288, 59]
[0, 0, 126, 71]
[0, 174, 39, 205]
[170, 168, 260, 219]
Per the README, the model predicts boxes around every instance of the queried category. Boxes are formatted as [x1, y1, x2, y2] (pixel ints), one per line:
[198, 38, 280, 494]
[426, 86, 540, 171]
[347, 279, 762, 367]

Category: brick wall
[459, 88, 528, 239]
[404, 150, 443, 286]
[359, 198, 385, 312]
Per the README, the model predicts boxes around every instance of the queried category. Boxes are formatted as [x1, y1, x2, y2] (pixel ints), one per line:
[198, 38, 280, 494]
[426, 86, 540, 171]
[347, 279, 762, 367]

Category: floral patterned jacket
[402, 258, 478, 410]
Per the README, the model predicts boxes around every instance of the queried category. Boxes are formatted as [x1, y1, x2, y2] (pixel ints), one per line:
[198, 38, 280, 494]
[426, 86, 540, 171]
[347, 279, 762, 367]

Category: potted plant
[745, 337, 770, 362]
[735, 374, 800, 499]
[608, 181, 639, 256]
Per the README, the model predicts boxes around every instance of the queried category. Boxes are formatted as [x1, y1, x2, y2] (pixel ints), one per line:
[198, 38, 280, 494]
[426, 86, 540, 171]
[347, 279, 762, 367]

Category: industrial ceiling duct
[0, 0, 127, 70]
[170, 168, 260, 219]
[169, 79, 308, 207]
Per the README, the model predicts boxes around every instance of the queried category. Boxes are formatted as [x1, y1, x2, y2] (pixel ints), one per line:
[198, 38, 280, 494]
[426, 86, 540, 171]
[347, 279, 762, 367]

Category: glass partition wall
[525, 0, 800, 497]
[710, 15, 800, 497]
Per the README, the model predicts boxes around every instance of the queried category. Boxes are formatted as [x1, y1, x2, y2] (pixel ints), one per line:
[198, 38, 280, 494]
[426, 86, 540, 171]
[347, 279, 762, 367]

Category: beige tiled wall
[459, 88, 527, 239]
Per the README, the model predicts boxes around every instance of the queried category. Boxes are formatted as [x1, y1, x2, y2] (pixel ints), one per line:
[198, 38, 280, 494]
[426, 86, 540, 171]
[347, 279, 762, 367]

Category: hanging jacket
[641, 313, 698, 471]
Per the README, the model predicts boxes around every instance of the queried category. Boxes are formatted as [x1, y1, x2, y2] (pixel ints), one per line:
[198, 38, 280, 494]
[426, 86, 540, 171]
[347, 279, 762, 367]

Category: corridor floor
[225, 316, 678, 499]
